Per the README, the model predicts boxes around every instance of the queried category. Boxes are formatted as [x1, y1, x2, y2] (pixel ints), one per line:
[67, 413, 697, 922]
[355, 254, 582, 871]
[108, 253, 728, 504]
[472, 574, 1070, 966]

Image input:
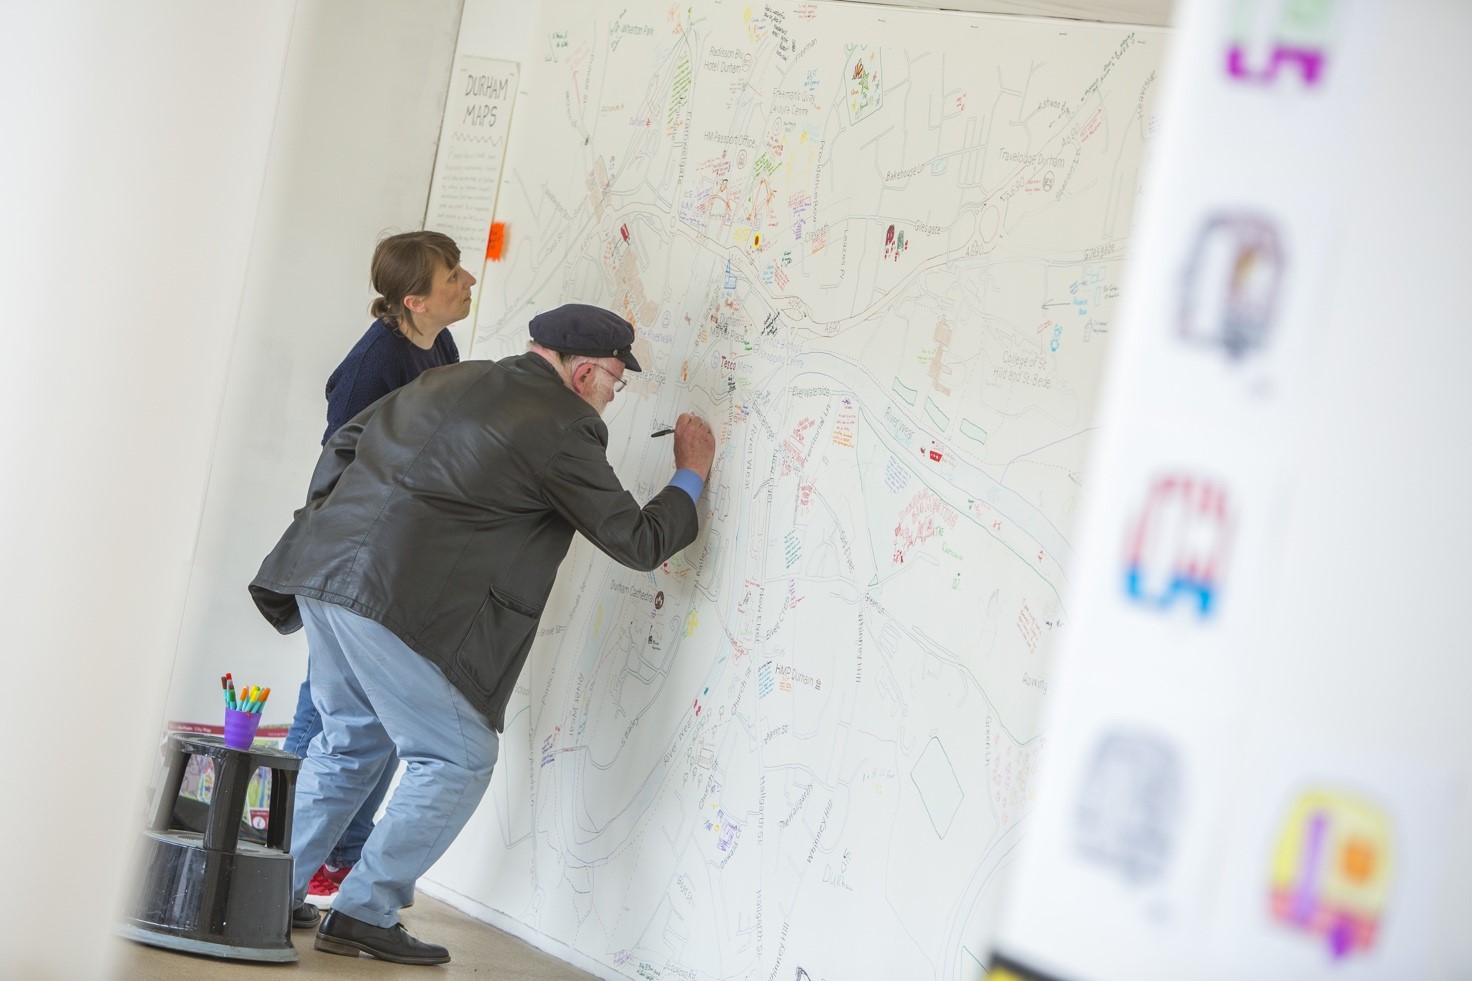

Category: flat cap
[529, 303, 642, 372]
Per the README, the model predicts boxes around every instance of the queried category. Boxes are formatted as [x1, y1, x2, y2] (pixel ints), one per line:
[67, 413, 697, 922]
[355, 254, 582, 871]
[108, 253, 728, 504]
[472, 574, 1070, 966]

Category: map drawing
[450, 2, 1166, 977]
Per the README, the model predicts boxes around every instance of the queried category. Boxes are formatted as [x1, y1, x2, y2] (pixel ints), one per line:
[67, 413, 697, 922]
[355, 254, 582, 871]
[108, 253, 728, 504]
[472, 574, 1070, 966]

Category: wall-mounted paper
[423, 55, 519, 329]
[449, 3, 1167, 977]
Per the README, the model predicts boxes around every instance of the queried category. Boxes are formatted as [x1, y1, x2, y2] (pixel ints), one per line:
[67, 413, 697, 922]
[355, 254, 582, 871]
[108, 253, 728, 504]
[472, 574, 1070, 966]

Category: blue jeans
[282, 672, 395, 869]
[289, 597, 499, 927]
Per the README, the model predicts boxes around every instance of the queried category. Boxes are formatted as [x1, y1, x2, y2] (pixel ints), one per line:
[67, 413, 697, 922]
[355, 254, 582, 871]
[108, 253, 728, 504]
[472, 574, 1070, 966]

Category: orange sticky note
[486, 222, 506, 261]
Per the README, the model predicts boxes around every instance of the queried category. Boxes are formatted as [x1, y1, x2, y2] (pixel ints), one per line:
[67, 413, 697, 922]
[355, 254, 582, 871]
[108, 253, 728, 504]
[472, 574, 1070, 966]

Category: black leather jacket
[250, 353, 699, 731]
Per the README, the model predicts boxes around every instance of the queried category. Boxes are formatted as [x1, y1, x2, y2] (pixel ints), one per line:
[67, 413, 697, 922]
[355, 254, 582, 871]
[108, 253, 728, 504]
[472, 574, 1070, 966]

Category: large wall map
[450, 2, 1165, 977]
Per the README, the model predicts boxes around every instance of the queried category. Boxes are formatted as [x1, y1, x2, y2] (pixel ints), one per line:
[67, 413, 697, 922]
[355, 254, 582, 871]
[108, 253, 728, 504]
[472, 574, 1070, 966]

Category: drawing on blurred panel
[464, 2, 1165, 977]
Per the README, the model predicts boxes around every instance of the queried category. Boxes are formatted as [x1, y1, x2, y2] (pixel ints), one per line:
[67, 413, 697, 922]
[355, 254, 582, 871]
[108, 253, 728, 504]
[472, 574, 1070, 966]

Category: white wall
[0, 2, 293, 976]
[163, 0, 463, 729]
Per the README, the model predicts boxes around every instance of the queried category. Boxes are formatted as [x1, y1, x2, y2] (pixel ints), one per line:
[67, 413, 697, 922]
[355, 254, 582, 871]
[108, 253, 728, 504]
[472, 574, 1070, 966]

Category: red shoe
[305, 863, 351, 909]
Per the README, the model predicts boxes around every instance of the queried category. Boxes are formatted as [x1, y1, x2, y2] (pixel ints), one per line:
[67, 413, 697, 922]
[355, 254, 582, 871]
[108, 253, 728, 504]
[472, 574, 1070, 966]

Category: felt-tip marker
[650, 428, 675, 438]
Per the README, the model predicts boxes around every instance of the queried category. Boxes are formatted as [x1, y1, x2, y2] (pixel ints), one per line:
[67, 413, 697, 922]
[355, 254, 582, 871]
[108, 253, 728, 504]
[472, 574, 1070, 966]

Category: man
[250, 303, 716, 965]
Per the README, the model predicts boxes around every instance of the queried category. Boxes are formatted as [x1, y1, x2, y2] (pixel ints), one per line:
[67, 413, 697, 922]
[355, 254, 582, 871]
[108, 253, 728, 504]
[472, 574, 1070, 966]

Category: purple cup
[223, 707, 261, 749]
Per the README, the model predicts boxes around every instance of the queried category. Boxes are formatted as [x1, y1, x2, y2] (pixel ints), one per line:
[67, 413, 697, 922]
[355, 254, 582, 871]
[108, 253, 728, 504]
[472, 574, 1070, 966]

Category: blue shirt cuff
[668, 469, 704, 504]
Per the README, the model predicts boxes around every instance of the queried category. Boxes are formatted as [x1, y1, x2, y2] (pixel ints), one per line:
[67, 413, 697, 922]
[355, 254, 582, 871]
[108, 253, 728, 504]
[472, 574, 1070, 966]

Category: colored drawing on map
[845, 47, 882, 123]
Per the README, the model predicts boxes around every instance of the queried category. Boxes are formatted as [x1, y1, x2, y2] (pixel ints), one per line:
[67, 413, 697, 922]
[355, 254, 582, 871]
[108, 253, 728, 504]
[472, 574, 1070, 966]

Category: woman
[283, 229, 476, 915]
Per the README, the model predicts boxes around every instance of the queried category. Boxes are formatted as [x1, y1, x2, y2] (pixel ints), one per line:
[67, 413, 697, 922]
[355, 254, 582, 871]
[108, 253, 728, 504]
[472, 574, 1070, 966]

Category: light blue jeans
[281, 671, 395, 868]
[290, 597, 500, 927]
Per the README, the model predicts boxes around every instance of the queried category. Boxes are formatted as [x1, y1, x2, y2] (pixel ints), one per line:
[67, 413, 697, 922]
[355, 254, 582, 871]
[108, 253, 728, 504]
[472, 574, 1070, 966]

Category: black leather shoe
[291, 903, 321, 929]
[315, 909, 450, 965]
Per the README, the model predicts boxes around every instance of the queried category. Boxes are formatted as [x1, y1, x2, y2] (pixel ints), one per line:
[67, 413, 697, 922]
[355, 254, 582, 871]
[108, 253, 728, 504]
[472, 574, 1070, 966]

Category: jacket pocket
[490, 586, 542, 619]
[453, 587, 544, 701]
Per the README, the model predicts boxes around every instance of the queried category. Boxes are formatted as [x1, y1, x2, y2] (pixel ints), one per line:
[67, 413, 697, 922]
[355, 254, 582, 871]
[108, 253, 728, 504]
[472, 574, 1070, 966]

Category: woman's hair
[368, 231, 461, 337]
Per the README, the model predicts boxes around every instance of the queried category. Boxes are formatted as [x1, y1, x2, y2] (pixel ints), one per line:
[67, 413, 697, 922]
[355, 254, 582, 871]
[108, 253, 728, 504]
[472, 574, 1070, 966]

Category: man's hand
[673, 412, 717, 482]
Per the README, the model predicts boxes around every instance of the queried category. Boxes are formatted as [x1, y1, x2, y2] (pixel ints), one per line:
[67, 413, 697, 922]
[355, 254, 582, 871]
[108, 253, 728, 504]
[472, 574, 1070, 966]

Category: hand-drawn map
[452, 2, 1165, 977]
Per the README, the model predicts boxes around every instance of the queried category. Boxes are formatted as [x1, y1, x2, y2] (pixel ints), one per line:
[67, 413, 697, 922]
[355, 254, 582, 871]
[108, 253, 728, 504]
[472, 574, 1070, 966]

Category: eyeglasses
[586, 362, 627, 392]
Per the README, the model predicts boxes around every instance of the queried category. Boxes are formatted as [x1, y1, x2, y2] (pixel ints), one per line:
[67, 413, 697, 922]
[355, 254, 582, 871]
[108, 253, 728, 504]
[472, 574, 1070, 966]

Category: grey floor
[110, 894, 596, 980]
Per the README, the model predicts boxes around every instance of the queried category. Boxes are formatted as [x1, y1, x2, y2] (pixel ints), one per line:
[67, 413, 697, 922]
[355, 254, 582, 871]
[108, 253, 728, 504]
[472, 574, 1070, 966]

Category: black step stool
[120, 732, 302, 961]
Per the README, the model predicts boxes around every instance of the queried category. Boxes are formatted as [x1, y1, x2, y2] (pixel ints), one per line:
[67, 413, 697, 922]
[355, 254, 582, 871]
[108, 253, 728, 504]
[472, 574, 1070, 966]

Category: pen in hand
[650, 428, 675, 437]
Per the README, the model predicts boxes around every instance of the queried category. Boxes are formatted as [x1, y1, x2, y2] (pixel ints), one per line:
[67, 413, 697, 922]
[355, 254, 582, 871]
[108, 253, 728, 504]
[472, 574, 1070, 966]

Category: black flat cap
[529, 303, 642, 372]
